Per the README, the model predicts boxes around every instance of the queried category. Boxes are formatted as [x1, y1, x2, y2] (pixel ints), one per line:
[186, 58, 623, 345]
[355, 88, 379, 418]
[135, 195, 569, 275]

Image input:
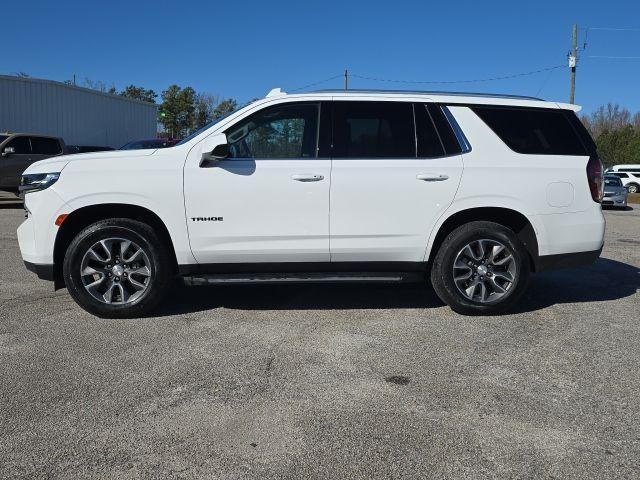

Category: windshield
[604, 176, 623, 187]
[176, 109, 239, 146]
[0, 135, 9, 144]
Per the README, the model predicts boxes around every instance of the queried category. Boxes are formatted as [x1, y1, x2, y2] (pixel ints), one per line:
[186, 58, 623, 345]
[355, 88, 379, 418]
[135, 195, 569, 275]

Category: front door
[184, 101, 331, 265]
[329, 101, 464, 262]
[0, 136, 32, 188]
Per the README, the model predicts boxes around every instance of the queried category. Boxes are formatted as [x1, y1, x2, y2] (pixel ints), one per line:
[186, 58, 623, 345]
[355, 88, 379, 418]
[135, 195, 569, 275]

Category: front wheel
[63, 218, 173, 318]
[430, 221, 530, 315]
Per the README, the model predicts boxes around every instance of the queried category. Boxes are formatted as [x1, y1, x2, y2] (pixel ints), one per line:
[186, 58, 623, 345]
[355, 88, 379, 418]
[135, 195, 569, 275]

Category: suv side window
[333, 101, 414, 158]
[30, 137, 62, 155]
[472, 106, 588, 155]
[414, 104, 445, 157]
[226, 102, 319, 159]
[5, 136, 32, 154]
[428, 104, 464, 155]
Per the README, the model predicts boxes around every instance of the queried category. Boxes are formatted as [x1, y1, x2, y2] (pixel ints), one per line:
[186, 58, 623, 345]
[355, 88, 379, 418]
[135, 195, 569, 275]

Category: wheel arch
[53, 203, 178, 289]
[426, 207, 540, 271]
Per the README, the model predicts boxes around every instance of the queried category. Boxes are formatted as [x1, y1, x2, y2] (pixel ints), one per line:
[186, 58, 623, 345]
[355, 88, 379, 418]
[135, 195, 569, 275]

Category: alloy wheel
[80, 237, 152, 305]
[452, 239, 518, 304]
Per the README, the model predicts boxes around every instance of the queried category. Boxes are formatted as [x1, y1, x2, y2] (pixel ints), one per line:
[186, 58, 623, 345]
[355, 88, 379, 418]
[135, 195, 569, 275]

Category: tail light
[586, 155, 604, 203]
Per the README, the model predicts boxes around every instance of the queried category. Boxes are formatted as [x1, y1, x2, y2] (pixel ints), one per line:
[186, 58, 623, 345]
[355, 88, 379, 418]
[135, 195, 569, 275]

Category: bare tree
[82, 77, 116, 94]
[582, 103, 632, 138]
[194, 93, 220, 129]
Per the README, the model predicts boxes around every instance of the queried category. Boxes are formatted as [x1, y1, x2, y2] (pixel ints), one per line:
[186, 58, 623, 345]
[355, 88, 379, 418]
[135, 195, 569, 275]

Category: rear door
[329, 101, 464, 262]
[0, 136, 32, 188]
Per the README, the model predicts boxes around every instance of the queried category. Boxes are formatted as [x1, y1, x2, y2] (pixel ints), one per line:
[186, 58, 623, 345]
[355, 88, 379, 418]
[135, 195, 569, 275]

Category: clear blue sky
[4, 0, 640, 113]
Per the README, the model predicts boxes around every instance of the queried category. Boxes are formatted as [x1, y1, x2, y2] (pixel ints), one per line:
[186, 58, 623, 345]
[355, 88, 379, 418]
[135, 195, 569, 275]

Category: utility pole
[344, 69, 348, 90]
[569, 23, 578, 104]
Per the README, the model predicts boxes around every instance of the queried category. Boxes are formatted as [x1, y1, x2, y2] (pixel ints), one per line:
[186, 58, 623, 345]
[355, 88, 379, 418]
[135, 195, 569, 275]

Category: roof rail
[311, 89, 543, 101]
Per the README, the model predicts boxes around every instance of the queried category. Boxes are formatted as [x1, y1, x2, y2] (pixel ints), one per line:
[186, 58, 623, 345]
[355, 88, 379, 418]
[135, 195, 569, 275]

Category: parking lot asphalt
[0, 195, 639, 479]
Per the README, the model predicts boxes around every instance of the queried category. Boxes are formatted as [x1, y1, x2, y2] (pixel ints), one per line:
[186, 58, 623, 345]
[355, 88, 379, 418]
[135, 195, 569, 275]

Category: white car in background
[17, 89, 606, 318]
[605, 165, 640, 193]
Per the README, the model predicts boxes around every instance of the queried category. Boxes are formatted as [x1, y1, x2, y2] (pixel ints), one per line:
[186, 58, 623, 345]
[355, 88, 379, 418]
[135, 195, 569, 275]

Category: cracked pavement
[1, 195, 639, 479]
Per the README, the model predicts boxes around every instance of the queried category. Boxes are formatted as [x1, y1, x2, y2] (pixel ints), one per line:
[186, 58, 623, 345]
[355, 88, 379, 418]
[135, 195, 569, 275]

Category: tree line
[581, 104, 640, 167]
[117, 84, 240, 139]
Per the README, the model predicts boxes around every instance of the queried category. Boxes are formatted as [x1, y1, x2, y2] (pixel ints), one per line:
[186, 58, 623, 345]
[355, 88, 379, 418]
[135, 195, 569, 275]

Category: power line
[349, 65, 565, 85]
[587, 55, 640, 59]
[535, 66, 559, 97]
[583, 26, 640, 53]
[587, 27, 640, 31]
[286, 64, 568, 93]
[289, 74, 343, 92]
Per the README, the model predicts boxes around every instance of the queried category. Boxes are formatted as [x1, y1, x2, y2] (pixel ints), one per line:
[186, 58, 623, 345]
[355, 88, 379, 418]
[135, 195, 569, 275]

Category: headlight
[19, 172, 60, 194]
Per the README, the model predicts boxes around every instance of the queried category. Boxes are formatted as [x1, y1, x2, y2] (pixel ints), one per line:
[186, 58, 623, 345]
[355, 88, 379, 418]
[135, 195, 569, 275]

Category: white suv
[17, 89, 606, 317]
[605, 165, 640, 193]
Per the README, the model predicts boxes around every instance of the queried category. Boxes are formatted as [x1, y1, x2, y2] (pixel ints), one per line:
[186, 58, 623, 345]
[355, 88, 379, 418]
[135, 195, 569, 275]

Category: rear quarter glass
[470, 106, 589, 156]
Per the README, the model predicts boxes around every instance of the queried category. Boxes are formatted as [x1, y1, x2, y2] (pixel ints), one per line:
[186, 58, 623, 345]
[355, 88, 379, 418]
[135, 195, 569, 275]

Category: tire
[63, 218, 173, 318]
[430, 221, 530, 315]
[627, 183, 639, 194]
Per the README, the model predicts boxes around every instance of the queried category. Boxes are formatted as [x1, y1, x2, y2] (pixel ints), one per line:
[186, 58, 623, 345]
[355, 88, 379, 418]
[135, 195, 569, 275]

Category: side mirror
[2, 146, 15, 157]
[211, 143, 229, 158]
[200, 133, 229, 167]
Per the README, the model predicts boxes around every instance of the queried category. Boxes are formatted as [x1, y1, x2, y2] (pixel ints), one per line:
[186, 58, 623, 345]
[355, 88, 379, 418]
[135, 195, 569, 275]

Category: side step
[182, 271, 424, 286]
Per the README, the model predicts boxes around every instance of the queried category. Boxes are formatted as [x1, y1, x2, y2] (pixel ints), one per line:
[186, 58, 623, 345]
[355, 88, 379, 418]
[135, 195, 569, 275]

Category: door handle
[416, 173, 449, 182]
[291, 174, 324, 182]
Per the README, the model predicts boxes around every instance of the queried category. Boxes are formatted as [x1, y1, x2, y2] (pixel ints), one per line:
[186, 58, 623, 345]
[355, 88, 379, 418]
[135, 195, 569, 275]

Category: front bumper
[17, 187, 68, 265]
[602, 194, 627, 207]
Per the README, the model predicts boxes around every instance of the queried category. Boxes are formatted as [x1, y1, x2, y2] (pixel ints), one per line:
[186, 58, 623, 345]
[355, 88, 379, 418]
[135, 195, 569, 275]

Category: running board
[182, 271, 424, 286]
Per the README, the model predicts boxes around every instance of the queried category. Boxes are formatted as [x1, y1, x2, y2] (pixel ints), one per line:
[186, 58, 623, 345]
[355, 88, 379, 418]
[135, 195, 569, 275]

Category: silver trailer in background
[0, 75, 157, 149]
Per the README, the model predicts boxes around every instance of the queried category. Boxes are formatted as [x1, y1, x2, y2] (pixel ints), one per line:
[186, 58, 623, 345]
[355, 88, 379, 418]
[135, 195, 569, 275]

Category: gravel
[1, 196, 638, 479]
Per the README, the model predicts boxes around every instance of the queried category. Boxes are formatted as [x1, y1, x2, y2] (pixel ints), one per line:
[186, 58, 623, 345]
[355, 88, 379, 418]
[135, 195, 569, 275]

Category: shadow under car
[151, 257, 639, 317]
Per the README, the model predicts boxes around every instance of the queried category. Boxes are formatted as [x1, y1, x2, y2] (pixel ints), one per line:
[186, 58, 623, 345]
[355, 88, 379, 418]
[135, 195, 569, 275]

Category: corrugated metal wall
[0, 75, 158, 148]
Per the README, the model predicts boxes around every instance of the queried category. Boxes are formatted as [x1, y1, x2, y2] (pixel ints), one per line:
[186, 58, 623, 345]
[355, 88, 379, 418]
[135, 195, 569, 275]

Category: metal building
[0, 75, 158, 148]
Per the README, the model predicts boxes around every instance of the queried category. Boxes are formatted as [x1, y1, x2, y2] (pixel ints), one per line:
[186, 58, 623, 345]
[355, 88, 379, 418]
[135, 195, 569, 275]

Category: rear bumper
[536, 245, 603, 272]
[530, 207, 605, 257]
[24, 261, 55, 281]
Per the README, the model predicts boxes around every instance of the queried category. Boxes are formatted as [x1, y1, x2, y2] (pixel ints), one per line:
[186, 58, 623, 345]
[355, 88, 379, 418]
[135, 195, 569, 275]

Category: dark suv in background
[0, 133, 66, 192]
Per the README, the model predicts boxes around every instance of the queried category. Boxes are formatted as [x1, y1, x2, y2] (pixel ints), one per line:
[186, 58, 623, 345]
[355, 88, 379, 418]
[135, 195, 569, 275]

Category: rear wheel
[63, 218, 173, 318]
[627, 183, 639, 194]
[430, 221, 530, 315]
